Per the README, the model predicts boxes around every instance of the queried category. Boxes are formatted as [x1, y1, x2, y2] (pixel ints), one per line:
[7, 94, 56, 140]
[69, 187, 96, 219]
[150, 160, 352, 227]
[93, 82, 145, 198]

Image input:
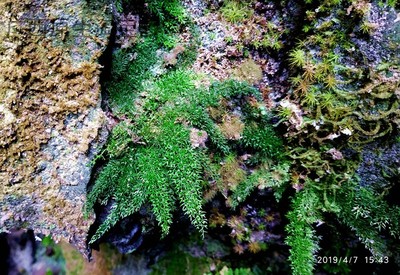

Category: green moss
[279, 1, 400, 273]
[87, 61, 286, 241]
[150, 250, 212, 275]
[87, 3, 289, 238]
[220, 0, 254, 23]
[87, 2, 400, 274]
[233, 59, 263, 84]
[240, 122, 284, 161]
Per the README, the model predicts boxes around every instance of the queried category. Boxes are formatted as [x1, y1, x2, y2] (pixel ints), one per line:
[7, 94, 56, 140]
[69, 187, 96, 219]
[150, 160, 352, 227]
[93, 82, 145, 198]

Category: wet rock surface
[0, 0, 112, 255]
[352, 4, 400, 66]
[357, 138, 400, 190]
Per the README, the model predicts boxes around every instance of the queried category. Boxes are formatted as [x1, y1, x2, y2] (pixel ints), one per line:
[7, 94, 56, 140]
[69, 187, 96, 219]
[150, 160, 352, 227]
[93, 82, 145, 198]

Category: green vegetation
[279, 0, 400, 273]
[85, 0, 286, 244]
[86, 0, 400, 273]
[285, 189, 320, 275]
[87, 64, 286, 242]
[150, 250, 212, 275]
[220, 0, 254, 23]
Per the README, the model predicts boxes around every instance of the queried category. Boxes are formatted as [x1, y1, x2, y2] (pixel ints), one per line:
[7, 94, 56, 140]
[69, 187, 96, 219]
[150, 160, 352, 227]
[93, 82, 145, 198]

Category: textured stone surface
[352, 4, 400, 66]
[0, 0, 111, 256]
[357, 139, 400, 189]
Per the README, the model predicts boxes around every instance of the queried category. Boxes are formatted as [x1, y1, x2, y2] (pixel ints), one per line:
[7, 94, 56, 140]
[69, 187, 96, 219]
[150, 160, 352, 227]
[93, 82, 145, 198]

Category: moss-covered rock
[0, 0, 112, 256]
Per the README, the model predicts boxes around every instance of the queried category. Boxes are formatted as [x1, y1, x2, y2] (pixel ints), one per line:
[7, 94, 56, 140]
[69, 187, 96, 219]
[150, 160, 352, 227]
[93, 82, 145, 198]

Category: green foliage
[106, 38, 158, 114]
[288, 49, 307, 68]
[220, 0, 254, 23]
[230, 162, 290, 208]
[90, 2, 288, 241]
[89, 2, 400, 274]
[284, 173, 400, 273]
[240, 122, 284, 160]
[285, 3, 400, 146]
[283, 8, 400, 274]
[145, 0, 188, 48]
[150, 250, 212, 275]
[147, 0, 187, 27]
[336, 180, 400, 257]
[285, 189, 321, 275]
[87, 54, 284, 242]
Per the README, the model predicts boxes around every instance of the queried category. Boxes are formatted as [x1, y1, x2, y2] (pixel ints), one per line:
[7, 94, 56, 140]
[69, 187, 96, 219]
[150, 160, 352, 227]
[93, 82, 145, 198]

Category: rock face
[0, 0, 112, 255]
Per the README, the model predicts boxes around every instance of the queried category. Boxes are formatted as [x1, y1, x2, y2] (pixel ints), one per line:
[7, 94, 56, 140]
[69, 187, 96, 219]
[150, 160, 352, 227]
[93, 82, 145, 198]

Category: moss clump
[233, 59, 263, 84]
[274, 1, 400, 273]
[87, 62, 286, 242]
[220, 0, 254, 23]
[218, 114, 245, 140]
[86, 1, 287, 241]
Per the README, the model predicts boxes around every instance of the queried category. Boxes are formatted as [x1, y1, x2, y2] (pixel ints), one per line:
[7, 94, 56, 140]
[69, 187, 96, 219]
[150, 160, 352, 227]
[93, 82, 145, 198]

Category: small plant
[289, 48, 307, 68]
[359, 21, 377, 35]
[220, 0, 253, 23]
[285, 190, 320, 275]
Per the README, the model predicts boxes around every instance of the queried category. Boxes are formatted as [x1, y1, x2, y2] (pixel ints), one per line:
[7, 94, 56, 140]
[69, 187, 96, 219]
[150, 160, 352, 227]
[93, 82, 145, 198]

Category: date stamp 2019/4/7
[315, 256, 389, 264]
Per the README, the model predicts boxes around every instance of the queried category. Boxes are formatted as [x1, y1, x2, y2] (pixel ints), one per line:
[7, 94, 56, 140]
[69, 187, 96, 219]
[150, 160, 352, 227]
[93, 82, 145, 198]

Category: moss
[220, 0, 254, 23]
[219, 155, 247, 191]
[218, 114, 245, 140]
[233, 59, 263, 84]
[87, 43, 285, 242]
[0, 0, 111, 254]
[275, 1, 400, 273]
[150, 250, 212, 275]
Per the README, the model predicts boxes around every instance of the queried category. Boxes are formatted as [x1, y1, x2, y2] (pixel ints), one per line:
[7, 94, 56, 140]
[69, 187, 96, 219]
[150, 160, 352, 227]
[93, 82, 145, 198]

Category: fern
[87, 0, 289, 249]
[87, 64, 284, 242]
[106, 39, 158, 114]
[87, 148, 147, 242]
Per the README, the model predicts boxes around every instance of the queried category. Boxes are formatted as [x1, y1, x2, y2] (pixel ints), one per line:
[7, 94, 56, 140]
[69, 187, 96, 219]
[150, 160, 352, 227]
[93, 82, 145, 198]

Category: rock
[0, 0, 112, 257]
[357, 140, 400, 189]
[352, 4, 400, 66]
[190, 128, 208, 148]
[0, 229, 36, 274]
[89, 200, 144, 255]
